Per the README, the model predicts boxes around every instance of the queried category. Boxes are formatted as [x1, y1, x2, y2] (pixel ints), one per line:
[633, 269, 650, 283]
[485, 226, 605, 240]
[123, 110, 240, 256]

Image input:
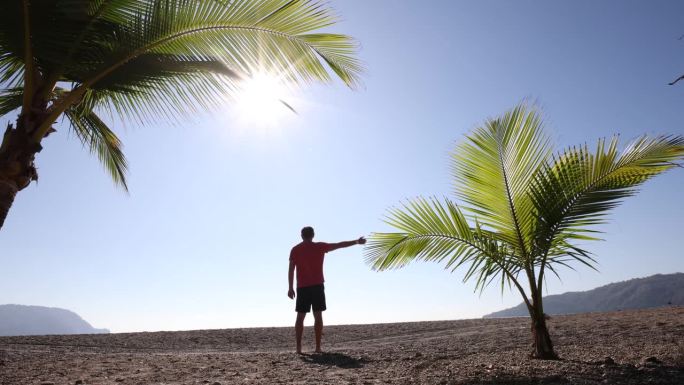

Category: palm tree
[0, 0, 362, 229]
[365, 104, 684, 359]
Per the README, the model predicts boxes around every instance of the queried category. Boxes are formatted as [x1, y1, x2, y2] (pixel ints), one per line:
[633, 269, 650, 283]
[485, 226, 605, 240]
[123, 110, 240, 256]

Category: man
[288, 226, 366, 354]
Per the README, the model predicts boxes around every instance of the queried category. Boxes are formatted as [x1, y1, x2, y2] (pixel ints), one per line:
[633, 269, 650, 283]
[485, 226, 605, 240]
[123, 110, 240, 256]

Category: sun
[232, 71, 296, 128]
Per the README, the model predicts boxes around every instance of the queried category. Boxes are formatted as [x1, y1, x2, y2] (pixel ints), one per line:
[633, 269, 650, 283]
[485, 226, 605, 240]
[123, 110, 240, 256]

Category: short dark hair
[301, 226, 314, 239]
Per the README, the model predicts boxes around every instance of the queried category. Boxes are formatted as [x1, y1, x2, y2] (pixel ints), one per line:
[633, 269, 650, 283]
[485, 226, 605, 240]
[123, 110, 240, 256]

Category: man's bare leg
[295, 312, 306, 354]
[313, 311, 323, 353]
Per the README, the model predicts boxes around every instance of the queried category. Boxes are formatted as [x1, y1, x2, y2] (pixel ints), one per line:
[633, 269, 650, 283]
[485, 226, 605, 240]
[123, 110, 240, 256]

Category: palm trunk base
[531, 316, 558, 360]
[0, 179, 18, 229]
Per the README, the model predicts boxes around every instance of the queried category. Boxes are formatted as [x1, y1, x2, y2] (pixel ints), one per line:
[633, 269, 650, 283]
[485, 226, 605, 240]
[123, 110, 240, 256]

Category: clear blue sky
[1, 1, 683, 333]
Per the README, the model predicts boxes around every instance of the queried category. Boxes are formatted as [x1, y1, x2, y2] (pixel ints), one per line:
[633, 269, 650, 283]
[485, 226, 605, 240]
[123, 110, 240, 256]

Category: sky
[1, 0, 683, 333]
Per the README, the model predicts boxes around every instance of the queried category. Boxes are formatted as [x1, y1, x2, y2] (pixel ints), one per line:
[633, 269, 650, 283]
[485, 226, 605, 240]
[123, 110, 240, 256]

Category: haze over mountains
[0, 304, 109, 336]
[484, 273, 684, 318]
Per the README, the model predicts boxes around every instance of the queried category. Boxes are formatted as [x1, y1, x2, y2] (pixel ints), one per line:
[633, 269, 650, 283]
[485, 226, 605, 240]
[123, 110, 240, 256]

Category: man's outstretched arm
[288, 260, 296, 299]
[326, 236, 367, 252]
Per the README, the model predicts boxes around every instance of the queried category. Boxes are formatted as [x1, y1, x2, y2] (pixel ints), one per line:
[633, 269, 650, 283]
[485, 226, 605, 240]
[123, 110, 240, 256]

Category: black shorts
[295, 284, 326, 313]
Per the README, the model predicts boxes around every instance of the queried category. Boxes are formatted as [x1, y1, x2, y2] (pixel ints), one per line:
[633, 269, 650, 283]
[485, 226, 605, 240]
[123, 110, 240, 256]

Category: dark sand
[1, 307, 682, 384]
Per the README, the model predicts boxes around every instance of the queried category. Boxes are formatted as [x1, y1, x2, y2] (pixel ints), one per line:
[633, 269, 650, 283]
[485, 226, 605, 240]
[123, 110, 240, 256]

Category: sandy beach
[1, 306, 682, 385]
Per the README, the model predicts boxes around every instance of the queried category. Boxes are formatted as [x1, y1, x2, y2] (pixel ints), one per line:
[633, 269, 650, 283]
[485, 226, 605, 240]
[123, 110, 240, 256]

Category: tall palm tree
[365, 104, 684, 359]
[0, 0, 362, 229]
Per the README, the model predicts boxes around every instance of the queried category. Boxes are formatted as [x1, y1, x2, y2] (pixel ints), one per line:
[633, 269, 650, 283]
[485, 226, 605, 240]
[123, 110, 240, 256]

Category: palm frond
[0, 88, 23, 117]
[530, 134, 684, 289]
[532, 135, 684, 251]
[80, 54, 241, 124]
[25, 0, 362, 140]
[365, 197, 528, 296]
[0, 0, 95, 87]
[78, 0, 362, 88]
[112, 0, 363, 87]
[64, 100, 128, 190]
[0, 53, 24, 88]
[450, 104, 553, 258]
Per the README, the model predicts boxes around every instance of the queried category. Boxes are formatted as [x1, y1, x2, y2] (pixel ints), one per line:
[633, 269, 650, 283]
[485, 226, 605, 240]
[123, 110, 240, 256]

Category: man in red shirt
[288, 226, 366, 354]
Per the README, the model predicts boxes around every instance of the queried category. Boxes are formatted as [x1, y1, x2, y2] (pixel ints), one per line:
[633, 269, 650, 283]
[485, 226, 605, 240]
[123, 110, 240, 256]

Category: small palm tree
[0, 0, 362, 229]
[365, 104, 684, 359]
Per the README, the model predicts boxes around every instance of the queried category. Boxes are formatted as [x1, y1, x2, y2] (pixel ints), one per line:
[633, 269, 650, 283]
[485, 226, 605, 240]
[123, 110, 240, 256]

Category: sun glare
[233, 72, 296, 128]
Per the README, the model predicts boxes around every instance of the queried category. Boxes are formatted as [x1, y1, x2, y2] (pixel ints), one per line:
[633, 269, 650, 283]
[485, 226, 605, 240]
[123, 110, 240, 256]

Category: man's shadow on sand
[299, 352, 366, 369]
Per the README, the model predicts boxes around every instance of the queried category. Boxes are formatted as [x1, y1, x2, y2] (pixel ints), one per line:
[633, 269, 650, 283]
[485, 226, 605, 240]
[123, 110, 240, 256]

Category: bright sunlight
[233, 72, 297, 128]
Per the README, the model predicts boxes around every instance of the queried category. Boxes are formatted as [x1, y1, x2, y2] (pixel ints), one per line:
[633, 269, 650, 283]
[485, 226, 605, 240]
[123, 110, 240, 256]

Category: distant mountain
[484, 273, 684, 318]
[0, 304, 109, 336]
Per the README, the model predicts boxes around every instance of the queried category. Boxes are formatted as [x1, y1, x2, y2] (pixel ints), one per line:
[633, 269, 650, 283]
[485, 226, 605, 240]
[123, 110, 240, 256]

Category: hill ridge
[484, 272, 684, 318]
[0, 304, 109, 336]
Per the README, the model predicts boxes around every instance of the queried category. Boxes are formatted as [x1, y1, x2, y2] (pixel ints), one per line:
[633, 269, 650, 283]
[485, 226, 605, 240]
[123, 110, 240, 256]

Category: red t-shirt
[290, 242, 333, 288]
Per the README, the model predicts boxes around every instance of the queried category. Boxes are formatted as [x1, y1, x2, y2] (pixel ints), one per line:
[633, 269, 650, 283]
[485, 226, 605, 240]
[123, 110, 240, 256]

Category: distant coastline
[484, 273, 684, 318]
[0, 304, 109, 336]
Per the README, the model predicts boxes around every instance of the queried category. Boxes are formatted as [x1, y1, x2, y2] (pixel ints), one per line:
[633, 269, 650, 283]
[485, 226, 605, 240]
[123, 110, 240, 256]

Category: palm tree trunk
[528, 287, 558, 359]
[0, 179, 18, 230]
[525, 271, 558, 359]
[0, 121, 41, 231]
[531, 312, 558, 359]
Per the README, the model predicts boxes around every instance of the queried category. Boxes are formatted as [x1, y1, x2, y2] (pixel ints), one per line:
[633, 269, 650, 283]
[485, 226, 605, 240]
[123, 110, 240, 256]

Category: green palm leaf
[450, 104, 552, 259]
[64, 101, 128, 190]
[0, 54, 24, 88]
[366, 197, 532, 301]
[0, 88, 23, 117]
[81, 55, 241, 124]
[530, 135, 684, 289]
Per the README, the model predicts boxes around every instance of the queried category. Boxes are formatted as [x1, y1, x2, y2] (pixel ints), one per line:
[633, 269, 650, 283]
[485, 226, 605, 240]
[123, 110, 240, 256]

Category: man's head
[301, 226, 314, 241]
